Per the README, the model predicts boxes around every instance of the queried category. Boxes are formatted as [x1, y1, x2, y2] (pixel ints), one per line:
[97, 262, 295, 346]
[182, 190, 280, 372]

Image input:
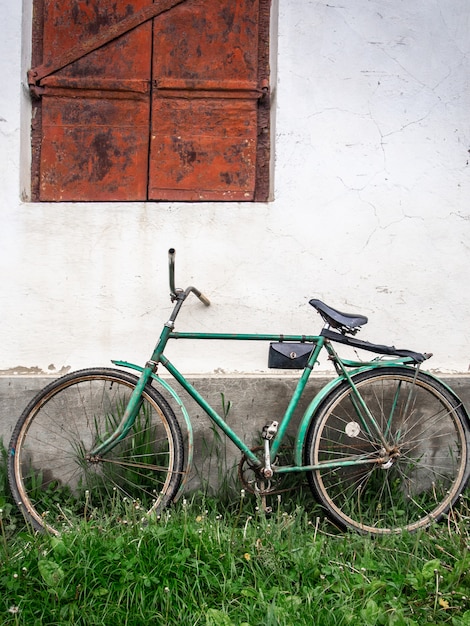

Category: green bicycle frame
[89, 248, 466, 493]
[95, 325, 425, 479]
[90, 261, 437, 478]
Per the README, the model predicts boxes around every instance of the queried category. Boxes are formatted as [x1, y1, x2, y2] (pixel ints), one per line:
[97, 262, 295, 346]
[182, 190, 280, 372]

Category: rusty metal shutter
[29, 0, 271, 202]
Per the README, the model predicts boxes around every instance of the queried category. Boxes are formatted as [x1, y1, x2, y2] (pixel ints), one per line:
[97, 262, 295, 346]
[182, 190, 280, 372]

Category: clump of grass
[0, 440, 22, 547]
[1, 489, 469, 625]
[196, 393, 240, 504]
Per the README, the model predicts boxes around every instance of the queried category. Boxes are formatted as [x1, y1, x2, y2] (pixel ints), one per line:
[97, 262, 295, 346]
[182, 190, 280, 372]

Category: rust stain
[30, 0, 271, 202]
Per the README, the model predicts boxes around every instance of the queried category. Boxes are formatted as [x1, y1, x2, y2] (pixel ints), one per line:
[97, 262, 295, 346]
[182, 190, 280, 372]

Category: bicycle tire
[8, 368, 184, 534]
[304, 367, 470, 534]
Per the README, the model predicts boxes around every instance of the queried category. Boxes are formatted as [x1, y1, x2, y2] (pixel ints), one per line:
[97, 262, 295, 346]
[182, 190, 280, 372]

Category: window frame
[28, 0, 272, 203]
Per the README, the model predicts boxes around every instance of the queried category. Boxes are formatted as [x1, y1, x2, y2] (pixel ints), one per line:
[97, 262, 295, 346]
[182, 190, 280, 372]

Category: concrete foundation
[1, 373, 469, 493]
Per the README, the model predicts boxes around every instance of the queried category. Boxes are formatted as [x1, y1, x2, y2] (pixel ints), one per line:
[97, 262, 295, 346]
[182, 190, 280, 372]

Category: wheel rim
[12, 372, 182, 533]
[309, 371, 468, 533]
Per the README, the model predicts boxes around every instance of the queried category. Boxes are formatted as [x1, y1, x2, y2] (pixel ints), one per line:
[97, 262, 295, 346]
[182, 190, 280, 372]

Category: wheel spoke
[306, 368, 469, 534]
[8, 368, 184, 534]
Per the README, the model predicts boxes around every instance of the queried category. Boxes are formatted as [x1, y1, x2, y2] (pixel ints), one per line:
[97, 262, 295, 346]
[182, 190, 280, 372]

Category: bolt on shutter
[29, 0, 271, 202]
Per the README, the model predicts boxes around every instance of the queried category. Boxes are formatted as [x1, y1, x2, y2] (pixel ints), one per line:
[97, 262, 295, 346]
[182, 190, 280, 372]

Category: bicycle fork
[87, 367, 153, 459]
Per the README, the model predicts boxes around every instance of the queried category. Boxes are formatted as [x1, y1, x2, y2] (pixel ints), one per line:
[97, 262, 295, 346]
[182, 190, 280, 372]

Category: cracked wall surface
[0, 0, 469, 395]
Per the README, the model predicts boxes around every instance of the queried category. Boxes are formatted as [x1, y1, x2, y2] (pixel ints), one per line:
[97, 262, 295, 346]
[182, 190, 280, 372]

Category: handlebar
[168, 248, 211, 306]
[168, 248, 177, 296]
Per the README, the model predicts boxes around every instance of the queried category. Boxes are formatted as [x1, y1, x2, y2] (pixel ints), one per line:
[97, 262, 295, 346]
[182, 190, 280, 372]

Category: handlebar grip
[198, 292, 211, 307]
[191, 286, 211, 306]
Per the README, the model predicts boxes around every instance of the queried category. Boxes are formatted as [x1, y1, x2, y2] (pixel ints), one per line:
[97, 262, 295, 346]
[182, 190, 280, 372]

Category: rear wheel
[305, 368, 470, 534]
[8, 368, 184, 534]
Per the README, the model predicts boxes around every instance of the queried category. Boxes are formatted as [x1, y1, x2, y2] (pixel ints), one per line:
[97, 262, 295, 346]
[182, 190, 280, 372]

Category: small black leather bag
[268, 342, 313, 369]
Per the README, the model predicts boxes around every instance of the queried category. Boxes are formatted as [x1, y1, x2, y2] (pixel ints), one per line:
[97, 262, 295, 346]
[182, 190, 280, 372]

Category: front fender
[112, 360, 193, 500]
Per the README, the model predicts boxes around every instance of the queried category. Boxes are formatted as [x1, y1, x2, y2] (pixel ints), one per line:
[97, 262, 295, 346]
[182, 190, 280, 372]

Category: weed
[0, 440, 22, 547]
[196, 394, 239, 504]
[0, 488, 469, 625]
[2, 438, 470, 625]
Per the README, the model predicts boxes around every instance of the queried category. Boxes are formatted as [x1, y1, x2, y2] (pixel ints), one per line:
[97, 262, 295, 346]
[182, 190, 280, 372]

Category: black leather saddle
[310, 298, 429, 363]
[309, 299, 368, 335]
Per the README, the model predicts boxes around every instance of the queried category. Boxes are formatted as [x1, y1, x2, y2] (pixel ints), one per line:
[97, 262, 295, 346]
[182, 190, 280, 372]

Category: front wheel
[8, 368, 184, 534]
[304, 367, 470, 534]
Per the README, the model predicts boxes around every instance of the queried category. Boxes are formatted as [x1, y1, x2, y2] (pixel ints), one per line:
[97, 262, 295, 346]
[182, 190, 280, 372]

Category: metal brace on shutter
[28, 0, 189, 98]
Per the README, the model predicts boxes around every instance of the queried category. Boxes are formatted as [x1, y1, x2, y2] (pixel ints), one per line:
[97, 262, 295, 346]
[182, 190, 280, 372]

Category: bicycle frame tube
[157, 334, 401, 474]
[322, 342, 391, 447]
[169, 336, 324, 458]
[293, 358, 430, 467]
[168, 332, 320, 341]
[108, 324, 432, 475]
[153, 329, 324, 466]
[101, 330, 323, 467]
[114, 357, 381, 475]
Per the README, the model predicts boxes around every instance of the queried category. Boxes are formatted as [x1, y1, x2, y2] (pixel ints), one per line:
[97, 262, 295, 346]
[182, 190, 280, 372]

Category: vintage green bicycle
[8, 249, 470, 535]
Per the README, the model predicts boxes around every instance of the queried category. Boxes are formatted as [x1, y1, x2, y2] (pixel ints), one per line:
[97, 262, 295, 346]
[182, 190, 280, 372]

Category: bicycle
[8, 249, 470, 535]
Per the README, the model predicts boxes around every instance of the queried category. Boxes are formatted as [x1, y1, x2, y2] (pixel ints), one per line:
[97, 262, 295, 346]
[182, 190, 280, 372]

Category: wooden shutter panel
[30, 0, 270, 202]
[32, 0, 155, 201]
[149, 0, 265, 201]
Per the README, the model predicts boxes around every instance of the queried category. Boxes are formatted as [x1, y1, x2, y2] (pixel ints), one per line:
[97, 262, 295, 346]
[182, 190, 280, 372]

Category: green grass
[1, 439, 470, 625]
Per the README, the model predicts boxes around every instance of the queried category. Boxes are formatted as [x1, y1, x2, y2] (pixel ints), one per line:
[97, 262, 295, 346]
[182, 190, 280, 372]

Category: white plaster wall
[1, 0, 469, 376]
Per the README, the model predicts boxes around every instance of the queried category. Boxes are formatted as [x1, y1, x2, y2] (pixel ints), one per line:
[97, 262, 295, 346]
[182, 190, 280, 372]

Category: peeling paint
[0, 366, 71, 377]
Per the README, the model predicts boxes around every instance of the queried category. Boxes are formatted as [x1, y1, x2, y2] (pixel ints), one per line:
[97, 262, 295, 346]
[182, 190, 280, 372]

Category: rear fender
[294, 363, 467, 466]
